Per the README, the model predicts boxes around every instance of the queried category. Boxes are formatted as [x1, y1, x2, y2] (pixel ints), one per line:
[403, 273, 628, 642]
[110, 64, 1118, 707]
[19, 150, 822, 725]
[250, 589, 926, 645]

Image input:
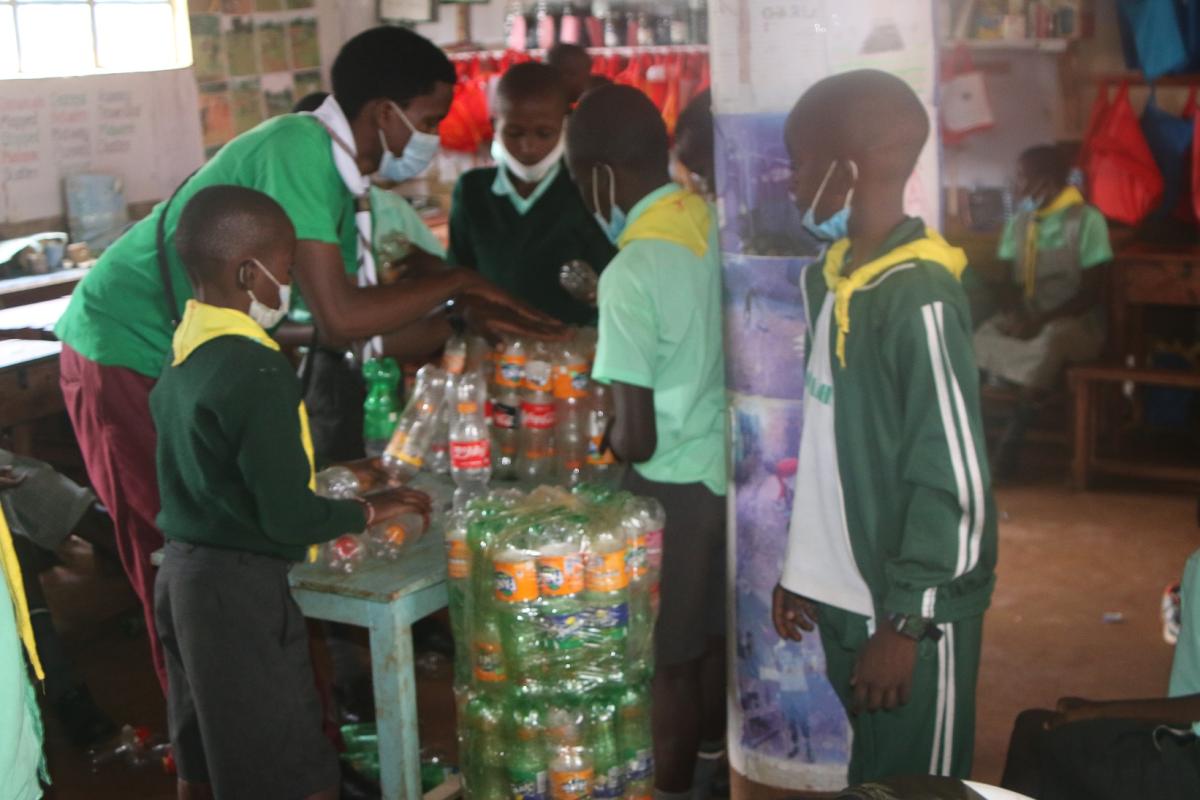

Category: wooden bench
[1069, 365, 1200, 490]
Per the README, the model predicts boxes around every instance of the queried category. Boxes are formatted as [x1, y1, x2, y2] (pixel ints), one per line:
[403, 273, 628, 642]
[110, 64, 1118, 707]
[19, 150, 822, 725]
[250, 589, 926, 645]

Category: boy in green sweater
[448, 62, 615, 324]
[151, 185, 429, 800]
[771, 71, 997, 784]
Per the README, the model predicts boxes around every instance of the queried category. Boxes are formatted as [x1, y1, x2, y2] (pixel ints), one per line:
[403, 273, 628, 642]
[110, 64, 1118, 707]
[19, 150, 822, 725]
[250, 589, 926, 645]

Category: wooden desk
[0, 268, 88, 309]
[1108, 243, 1200, 365]
[0, 295, 71, 340]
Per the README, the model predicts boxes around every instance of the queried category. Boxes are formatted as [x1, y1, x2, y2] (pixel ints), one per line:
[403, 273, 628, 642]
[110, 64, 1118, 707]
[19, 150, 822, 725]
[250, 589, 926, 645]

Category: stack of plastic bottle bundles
[447, 484, 666, 800]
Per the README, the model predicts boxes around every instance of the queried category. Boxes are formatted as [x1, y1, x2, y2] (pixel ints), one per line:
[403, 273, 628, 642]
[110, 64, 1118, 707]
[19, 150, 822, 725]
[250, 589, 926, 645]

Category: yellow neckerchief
[822, 227, 968, 368]
[1022, 185, 1084, 300]
[617, 186, 712, 257]
[171, 300, 322, 559]
[1, 506, 42, 681]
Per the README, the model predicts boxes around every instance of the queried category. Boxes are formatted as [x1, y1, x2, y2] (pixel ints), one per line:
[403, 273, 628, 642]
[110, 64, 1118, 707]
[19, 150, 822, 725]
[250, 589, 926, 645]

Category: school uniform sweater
[151, 301, 366, 562]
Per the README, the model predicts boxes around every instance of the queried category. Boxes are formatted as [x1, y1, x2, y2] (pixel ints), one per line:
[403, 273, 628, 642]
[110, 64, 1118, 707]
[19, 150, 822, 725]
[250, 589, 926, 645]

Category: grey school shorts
[154, 541, 339, 799]
[622, 470, 727, 667]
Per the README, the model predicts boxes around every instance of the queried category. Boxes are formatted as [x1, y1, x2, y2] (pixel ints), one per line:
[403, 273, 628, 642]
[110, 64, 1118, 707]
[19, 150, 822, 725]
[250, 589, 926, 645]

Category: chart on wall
[189, 0, 322, 157]
[711, 0, 940, 791]
[0, 70, 204, 225]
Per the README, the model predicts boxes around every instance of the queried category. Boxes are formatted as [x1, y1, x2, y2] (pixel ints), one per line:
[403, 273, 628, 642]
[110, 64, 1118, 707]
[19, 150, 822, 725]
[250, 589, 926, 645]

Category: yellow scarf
[1022, 186, 1084, 299]
[822, 228, 968, 368]
[171, 300, 321, 559]
[617, 187, 712, 257]
[2, 506, 42, 681]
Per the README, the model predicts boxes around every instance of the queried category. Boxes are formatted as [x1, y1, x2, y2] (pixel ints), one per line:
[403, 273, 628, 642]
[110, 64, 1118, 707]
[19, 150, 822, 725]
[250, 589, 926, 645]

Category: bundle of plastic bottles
[446, 483, 665, 800]
[311, 464, 430, 574]
[362, 330, 618, 506]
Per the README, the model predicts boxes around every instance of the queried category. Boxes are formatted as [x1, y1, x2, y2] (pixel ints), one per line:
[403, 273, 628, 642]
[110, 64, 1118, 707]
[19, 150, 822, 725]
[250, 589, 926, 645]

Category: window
[0, 0, 191, 78]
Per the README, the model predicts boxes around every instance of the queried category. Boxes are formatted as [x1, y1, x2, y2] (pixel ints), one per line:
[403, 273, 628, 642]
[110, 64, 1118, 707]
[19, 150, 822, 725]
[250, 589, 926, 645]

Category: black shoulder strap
[157, 172, 199, 328]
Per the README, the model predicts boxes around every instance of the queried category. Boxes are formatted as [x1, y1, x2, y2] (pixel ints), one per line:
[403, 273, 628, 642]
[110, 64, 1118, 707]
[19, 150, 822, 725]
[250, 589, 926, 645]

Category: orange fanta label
[550, 768, 593, 800]
[537, 550, 585, 596]
[447, 538, 469, 579]
[586, 549, 629, 592]
[494, 553, 539, 602]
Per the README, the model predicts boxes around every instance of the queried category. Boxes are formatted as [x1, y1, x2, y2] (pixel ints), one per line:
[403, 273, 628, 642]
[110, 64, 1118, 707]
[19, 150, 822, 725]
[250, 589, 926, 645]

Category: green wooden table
[288, 474, 455, 800]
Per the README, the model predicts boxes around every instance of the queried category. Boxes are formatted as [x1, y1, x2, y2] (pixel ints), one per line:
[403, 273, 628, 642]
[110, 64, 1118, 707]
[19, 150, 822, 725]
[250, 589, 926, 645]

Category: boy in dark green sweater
[151, 185, 429, 800]
[448, 62, 615, 324]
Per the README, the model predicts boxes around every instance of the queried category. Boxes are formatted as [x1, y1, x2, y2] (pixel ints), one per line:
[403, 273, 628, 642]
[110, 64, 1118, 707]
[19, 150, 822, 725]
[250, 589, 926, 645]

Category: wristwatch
[889, 613, 943, 642]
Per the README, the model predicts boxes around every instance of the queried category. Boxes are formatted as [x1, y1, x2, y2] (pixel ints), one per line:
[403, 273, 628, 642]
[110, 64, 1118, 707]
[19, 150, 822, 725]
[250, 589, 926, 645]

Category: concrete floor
[30, 454, 1200, 798]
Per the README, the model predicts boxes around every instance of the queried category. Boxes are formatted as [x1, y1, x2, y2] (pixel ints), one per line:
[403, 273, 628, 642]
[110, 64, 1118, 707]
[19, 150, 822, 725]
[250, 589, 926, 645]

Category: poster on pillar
[711, 0, 940, 791]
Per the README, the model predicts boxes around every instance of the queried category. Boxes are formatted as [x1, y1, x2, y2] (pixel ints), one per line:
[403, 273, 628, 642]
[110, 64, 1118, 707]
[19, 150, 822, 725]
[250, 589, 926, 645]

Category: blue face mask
[799, 159, 856, 243]
[1016, 196, 1039, 214]
[378, 101, 440, 183]
[592, 164, 627, 245]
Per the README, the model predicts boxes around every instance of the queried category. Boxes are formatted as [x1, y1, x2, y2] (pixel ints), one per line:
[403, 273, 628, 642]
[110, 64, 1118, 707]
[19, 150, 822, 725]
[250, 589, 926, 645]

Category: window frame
[0, 0, 192, 79]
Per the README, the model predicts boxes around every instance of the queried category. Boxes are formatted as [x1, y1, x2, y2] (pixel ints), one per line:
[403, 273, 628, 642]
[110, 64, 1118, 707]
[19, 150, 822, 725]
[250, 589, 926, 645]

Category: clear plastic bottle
[554, 339, 589, 487]
[507, 699, 550, 800]
[589, 698, 626, 800]
[431, 336, 469, 475]
[450, 371, 493, 509]
[537, 518, 588, 679]
[445, 511, 472, 687]
[493, 339, 527, 480]
[315, 466, 360, 499]
[323, 533, 366, 574]
[617, 685, 653, 800]
[366, 513, 426, 560]
[584, 520, 629, 681]
[520, 342, 557, 485]
[585, 383, 617, 483]
[494, 539, 547, 682]
[548, 717, 593, 800]
[382, 365, 448, 482]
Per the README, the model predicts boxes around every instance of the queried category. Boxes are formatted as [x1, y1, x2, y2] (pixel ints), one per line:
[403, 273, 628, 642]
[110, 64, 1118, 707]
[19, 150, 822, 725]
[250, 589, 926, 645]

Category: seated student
[547, 43, 594, 106]
[449, 62, 616, 325]
[772, 70, 995, 784]
[567, 85, 728, 800]
[151, 185, 431, 800]
[673, 89, 715, 199]
[973, 145, 1112, 478]
[1001, 547, 1200, 799]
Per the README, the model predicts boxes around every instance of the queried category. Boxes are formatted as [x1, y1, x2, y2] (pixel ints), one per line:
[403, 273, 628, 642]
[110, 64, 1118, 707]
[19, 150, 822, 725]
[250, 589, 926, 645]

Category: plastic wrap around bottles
[450, 484, 664, 800]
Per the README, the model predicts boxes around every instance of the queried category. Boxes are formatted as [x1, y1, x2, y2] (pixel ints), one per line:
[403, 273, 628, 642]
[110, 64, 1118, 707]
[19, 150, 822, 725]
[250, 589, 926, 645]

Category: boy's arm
[885, 295, 992, 620]
[446, 177, 475, 268]
[1051, 694, 1200, 729]
[234, 360, 367, 546]
[609, 382, 656, 463]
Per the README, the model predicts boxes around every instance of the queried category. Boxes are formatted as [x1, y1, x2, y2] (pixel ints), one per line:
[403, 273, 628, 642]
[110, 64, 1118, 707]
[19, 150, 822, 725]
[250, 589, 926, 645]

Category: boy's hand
[772, 583, 818, 642]
[1045, 696, 1099, 729]
[850, 623, 918, 714]
[0, 467, 25, 490]
[366, 488, 433, 532]
[458, 273, 568, 339]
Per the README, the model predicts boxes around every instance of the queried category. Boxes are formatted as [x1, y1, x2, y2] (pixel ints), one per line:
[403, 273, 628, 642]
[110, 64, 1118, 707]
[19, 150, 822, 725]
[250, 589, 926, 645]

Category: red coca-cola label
[494, 401, 519, 431]
[451, 439, 491, 469]
[521, 401, 556, 430]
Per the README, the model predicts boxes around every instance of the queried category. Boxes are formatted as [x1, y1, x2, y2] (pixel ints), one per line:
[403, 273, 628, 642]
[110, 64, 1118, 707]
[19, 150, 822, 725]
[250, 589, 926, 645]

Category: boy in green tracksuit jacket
[772, 71, 997, 785]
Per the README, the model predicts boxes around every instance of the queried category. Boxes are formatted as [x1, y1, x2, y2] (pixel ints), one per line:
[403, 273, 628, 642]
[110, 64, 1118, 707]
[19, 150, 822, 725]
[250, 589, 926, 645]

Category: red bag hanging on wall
[1083, 81, 1164, 225]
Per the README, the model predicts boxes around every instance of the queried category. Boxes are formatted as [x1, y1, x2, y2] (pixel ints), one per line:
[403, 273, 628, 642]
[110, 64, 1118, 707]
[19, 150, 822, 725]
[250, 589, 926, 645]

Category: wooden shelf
[942, 37, 1072, 53]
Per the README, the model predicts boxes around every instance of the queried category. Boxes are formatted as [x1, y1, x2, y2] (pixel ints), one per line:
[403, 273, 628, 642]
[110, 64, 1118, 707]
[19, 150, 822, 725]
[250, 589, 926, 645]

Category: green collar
[491, 162, 563, 215]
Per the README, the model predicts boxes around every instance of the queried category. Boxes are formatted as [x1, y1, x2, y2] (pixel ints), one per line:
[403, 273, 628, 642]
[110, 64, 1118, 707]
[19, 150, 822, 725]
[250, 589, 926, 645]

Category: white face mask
[378, 101, 440, 183]
[246, 258, 291, 329]
[491, 130, 565, 185]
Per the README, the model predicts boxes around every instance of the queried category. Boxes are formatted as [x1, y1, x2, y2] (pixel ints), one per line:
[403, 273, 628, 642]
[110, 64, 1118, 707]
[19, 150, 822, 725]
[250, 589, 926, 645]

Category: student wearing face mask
[567, 85, 728, 800]
[448, 62, 616, 325]
[54, 26, 560, 693]
[772, 71, 996, 785]
[151, 185, 433, 800]
[973, 145, 1112, 480]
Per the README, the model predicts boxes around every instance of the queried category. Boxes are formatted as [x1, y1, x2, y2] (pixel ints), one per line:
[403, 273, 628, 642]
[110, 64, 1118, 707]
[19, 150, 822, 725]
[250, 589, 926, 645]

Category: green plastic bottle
[362, 357, 402, 457]
[508, 698, 550, 800]
[589, 697, 625, 800]
[617, 685, 653, 800]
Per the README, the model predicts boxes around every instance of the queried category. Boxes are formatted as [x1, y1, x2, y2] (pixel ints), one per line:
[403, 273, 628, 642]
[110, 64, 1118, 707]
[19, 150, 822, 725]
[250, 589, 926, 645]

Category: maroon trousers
[60, 345, 167, 693]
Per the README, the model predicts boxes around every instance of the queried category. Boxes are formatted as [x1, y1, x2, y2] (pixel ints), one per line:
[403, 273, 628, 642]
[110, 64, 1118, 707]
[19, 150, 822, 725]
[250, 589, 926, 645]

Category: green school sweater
[797, 218, 997, 622]
[447, 164, 616, 325]
[151, 301, 366, 561]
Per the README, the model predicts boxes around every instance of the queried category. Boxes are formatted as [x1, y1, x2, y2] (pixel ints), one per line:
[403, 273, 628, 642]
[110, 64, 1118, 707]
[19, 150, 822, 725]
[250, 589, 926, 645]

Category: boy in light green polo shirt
[974, 145, 1112, 478]
[567, 85, 727, 800]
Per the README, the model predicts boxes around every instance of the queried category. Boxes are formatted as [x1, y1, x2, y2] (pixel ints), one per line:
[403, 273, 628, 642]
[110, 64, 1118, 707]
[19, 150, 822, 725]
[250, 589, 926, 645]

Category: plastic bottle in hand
[585, 383, 617, 483]
[323, 533, 366, 574]
[493, 338, 526, 480]
[520, 341, 557, 484]
[366, 513, 426, 560]
[362, 358, 402, 458]
[382, 365, 448, 482]
[559, 260, 599, 306]
[450, 371, 492, 509]
[315, 466, 360, 499]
